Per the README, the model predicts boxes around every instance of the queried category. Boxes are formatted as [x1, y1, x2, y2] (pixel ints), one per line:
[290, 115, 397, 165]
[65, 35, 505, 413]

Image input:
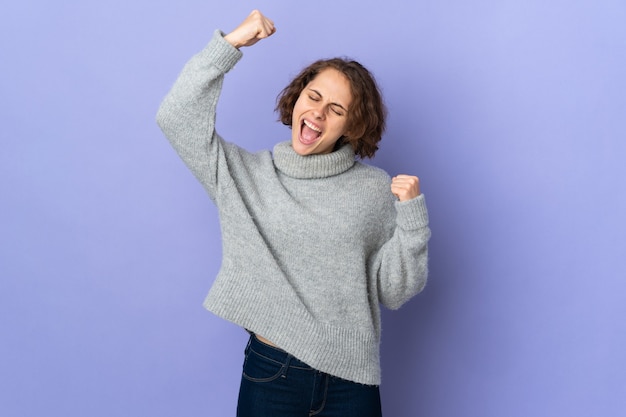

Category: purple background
[2, 1, 625, 416]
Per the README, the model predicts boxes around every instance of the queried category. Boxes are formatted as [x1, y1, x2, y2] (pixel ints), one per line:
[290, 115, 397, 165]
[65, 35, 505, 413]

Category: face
[291, 68, 353, 156]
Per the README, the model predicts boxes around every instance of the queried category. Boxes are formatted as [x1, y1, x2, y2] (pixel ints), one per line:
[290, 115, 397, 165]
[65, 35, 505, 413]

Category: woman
[157, 10, 430, 417]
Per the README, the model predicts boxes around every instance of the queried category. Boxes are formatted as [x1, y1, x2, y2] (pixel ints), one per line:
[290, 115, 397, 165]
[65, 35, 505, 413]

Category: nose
[312, 103, 327, 120]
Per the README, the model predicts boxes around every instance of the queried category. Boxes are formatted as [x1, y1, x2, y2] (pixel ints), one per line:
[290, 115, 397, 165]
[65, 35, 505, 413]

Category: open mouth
[299, 119, 322, 145]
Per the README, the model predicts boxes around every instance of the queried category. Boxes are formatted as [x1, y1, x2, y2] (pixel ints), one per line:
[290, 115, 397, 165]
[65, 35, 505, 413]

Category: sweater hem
[202, 271, 382, 386]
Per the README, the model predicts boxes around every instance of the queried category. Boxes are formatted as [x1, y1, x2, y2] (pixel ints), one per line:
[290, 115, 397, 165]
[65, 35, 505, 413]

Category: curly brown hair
[275, 58, 387, 159]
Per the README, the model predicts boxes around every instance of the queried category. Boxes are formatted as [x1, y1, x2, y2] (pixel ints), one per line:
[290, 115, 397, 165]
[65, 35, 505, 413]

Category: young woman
[157, 10, 431, 417]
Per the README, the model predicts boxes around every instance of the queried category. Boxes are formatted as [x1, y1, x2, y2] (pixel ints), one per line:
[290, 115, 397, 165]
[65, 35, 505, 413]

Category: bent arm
[376, 195, 431, 310]
[156, 30, 242, 197]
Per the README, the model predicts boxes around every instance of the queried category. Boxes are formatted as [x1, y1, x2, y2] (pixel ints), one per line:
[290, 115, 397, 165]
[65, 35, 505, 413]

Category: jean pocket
[242, 349, 286, 383]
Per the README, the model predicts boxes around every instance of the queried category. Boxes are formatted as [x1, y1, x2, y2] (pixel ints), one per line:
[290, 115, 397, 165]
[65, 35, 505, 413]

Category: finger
[392, 177, 419, 189]
[250, 10, 272, 32]
[263, 16, 276, 32]
[260, 18, 276, 38]
[391, 180, 412, 187]
[392, 175, 419, 183]
[250, 21, 272, 41]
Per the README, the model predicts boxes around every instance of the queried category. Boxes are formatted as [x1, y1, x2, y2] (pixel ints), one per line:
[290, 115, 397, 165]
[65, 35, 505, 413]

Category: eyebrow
[308, 88, 349, 112]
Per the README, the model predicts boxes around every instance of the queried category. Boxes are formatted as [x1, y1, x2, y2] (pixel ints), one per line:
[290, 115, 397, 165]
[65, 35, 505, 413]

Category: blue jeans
[236, 334, 382, 417]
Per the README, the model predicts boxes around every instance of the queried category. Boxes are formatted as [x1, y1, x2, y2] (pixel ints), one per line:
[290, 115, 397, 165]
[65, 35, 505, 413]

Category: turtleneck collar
[272, 141, 356, 179]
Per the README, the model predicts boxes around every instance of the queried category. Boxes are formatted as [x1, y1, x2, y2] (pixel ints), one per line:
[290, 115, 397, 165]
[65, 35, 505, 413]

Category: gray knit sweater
[156, 30, 431, 385]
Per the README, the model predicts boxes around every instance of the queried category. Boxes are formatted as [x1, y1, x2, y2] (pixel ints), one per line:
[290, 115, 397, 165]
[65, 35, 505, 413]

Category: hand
[391, 175, 421, 202]
[224, 10, 276, 49]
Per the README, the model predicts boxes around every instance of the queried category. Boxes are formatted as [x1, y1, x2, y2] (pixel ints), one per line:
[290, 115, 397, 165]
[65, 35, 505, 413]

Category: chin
[292, 138, 316, 156]
[293, 144, 314, 156]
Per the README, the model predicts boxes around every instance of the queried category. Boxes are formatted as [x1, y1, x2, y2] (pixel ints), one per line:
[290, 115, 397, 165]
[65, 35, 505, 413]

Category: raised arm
[156, 10, 275, 197]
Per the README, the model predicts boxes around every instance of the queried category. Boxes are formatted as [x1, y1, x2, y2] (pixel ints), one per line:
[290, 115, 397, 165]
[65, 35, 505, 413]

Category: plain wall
[1, 1, 624, 416]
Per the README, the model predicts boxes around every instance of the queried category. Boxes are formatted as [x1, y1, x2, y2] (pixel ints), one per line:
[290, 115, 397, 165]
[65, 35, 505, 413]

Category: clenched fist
[391, 175, 421, 202]
[224, 10, 276, 49]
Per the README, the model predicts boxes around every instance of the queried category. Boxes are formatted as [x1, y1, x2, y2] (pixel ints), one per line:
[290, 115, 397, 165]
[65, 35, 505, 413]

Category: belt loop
[281, 354, 294, 379]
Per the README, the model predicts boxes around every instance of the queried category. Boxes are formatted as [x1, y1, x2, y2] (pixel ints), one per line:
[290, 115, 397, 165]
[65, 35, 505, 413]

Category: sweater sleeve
[156, 30, 243, 198]
[376, 194, 431, 310]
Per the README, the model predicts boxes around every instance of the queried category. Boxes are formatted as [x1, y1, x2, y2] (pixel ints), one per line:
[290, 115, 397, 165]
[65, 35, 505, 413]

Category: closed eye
[330, 105, 345, 116]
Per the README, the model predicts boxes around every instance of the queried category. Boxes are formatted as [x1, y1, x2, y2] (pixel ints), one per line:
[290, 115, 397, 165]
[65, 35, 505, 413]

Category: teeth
[304, 120, 321, 132]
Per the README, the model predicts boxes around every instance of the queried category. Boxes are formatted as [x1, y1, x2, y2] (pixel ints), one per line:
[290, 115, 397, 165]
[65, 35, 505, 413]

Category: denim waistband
[247, 333, 314, 370]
